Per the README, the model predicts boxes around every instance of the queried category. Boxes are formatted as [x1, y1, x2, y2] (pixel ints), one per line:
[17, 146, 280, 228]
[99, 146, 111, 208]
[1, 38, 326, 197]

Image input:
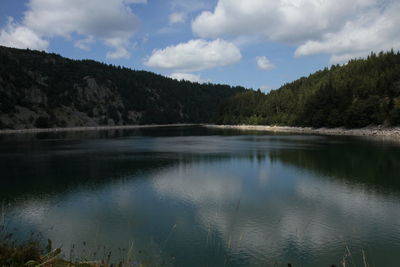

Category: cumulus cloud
[169, 12, 186, 24]
[0, 17, 48, 50]
[256, 56, 275, 71]
[192, 0, 400, 63]
[295, 1, 400, 63]
[144, 39, 241, 72]
[0, 0, 143, 59]
[24, 0, 139, 38]
[170, 73, 205, 83]
[192, 0, 366, 41]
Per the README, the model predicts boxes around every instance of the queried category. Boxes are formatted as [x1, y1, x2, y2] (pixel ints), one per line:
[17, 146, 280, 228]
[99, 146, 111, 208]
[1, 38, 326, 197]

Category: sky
[1, 0, 399, 91]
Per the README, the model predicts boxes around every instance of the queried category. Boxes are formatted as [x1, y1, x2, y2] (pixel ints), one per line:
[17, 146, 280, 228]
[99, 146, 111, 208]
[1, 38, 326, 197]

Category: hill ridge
[0, 45, 246, 130]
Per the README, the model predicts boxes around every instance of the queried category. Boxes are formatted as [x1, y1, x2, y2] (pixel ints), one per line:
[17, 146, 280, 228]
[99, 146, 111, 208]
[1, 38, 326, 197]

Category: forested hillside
[218, 50, 400, 128]
[0, 46, 245, 129]
[2, 46, 400, 130]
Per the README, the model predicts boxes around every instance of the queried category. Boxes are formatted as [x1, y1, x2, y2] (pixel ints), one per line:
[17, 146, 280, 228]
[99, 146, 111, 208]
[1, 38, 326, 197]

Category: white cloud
[24, 0, 139, 38]
[106, 47, 131, 59]
[192, 0, 400, 62]
[256, 56, 275, 71]
[144, 39, 241, 72]
[169, 12, 186, 24]
[0, 0, 144, 58]
[170, 73, 204, 83]
[0, 17, 48, 50]
[295, 1, 400, 63]
[74, 36, 95, 51]
[192, 0, 378, 41]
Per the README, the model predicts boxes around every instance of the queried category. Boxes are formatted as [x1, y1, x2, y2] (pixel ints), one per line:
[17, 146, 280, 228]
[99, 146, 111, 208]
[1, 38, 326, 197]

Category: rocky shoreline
[204, 124, 400, 139]
[0, 124, 196, 135]
[1, 124, 400, 139]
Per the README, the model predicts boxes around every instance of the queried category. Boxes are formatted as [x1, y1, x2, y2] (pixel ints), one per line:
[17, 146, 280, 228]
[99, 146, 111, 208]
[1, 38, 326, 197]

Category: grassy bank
[0, 241, 101, 267]
[0, 241, 140, 267]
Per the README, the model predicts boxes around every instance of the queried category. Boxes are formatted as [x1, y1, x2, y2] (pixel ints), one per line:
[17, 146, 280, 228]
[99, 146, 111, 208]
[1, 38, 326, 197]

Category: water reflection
[151, 159, 400, 266]
[1, 127, 400, 266]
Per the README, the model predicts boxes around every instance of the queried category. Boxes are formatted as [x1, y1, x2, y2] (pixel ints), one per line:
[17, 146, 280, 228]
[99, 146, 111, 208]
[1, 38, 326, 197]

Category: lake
[1, 126, 400, 266]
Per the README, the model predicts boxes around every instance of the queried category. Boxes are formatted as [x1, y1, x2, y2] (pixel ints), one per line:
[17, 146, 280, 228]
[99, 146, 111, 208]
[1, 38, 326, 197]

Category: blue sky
[1, 0, 399, 91]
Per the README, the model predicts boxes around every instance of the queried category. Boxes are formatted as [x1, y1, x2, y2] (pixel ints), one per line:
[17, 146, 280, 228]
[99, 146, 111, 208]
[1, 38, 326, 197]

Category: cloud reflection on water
[3, 132, 400, 266]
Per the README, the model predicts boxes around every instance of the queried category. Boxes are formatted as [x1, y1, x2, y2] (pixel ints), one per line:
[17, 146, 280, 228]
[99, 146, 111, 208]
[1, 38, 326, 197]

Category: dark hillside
[0, 46, 245, 129]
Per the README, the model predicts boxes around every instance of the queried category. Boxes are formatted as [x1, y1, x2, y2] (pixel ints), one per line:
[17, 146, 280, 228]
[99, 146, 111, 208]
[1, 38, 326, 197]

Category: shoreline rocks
[1, 123, 400, 139]
[204, 124, 400, 139]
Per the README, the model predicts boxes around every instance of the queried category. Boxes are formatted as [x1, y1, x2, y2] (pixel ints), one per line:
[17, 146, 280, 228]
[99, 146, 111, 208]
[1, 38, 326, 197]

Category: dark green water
[1, 126, 400, 266]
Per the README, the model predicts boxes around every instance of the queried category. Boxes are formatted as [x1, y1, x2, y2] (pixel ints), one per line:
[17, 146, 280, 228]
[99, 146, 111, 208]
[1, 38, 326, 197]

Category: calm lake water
[1, 126, 400, 266]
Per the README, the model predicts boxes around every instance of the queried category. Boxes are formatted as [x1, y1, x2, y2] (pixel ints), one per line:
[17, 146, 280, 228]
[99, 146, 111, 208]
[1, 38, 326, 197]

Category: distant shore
[1, 124, 400, 139]
[204, 124, 400, 138]
[0, 123, 197, 135]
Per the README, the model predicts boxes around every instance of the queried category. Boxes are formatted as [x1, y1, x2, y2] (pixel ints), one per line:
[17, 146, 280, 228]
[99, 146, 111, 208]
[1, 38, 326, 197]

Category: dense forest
[217, 50, 400, 128]
[0, 46, 245, 129]
[1, 46, 400, 130]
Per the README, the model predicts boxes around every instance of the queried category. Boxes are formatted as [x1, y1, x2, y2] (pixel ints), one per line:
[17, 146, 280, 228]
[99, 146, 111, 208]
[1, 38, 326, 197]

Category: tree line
[217, 50, 400, 128]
